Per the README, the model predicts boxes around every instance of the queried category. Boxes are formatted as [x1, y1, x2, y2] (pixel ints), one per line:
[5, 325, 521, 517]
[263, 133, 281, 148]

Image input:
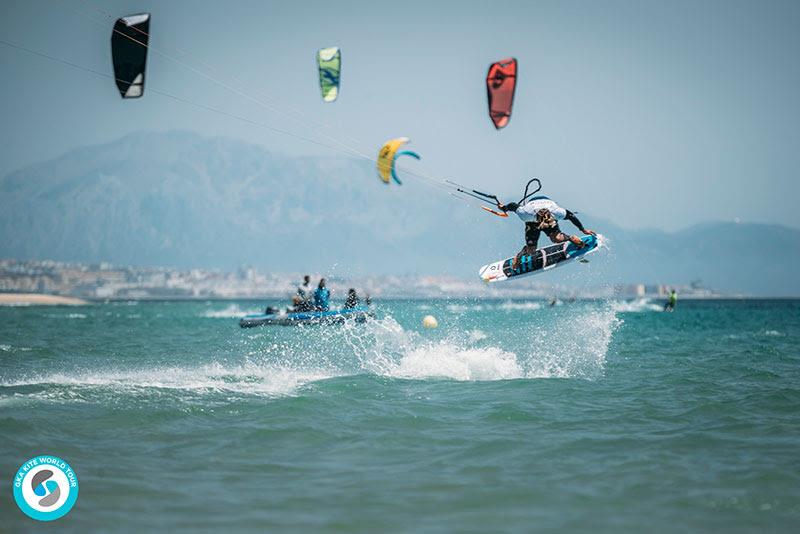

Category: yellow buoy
[422, 315, 438, 329]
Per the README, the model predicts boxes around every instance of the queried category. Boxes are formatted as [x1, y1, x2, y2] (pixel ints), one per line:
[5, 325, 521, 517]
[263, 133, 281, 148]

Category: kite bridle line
[444, 181, 509, 218]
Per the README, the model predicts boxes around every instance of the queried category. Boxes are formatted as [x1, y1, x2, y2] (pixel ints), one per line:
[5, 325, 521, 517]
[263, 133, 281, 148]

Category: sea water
[1, 299, 798, 532]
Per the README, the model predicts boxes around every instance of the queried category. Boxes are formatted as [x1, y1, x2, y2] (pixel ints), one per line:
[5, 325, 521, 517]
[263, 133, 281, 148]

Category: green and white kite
[317, 47, 341, 102]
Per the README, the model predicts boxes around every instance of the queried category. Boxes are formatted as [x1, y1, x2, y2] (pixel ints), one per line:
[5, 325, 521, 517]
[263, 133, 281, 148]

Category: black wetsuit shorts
[525, 222, 563, 248]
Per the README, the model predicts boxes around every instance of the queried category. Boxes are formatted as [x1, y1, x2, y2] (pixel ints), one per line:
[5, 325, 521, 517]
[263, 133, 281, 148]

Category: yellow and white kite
[376, 137, 420, 185]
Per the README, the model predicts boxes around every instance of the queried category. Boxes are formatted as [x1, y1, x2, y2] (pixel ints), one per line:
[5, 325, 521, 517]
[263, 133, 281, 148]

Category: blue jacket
[314, 287, 330, 311]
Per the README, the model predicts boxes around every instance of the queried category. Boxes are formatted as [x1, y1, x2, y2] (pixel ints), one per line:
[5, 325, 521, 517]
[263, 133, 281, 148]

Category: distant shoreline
[0, 293, 89, 306]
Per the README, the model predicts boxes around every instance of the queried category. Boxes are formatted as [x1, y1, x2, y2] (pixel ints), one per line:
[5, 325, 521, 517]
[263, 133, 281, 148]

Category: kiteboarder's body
[664, 289, 678, 312]
[296, 275, 313, 311]
[344, 288, 360, 309]
[314, 279, 330, 311]
[500, 196, 596, 270]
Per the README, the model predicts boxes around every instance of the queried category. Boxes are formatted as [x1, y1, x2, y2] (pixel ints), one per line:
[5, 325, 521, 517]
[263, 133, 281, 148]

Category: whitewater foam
[611, 299, 662, 313]
[522, 306, 621, 379]
[497, 301, 543, 311]
[467, 329, 488, 343]
[0, 362, 335, 399]
[43, 312, 87, 319]
[446, 304, 485, 313]
[202, 304, 257, 318]
[338, 306, 621, 382]
[390, 343, 522, 381]
[0, 302, 624, 403]
[0, 344, 32, 352]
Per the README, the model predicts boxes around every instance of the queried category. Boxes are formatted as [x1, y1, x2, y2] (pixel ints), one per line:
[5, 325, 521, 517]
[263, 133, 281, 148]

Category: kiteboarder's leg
[513, 223, 540, 270]
[545, 226, 585, 248]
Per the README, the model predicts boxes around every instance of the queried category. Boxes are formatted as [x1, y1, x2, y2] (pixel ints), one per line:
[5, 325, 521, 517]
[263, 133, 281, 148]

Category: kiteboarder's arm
[565, 210, 595, 235]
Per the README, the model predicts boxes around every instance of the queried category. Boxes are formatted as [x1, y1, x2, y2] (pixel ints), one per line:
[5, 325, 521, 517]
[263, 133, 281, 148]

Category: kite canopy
[317, 47, 341, 102]
[377, 138, 420, 186]
[111, 13, 150, 98]
[486, 57, 517, 129]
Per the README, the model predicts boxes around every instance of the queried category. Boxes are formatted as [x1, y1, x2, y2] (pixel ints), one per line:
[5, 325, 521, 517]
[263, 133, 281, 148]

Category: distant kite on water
[111, 13, 150, 98]
[486, 58, 517, 129]
[317, 47, 341, 102]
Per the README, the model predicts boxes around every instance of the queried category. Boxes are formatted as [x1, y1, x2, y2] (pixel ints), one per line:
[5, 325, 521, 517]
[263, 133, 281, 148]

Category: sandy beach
[0, 293, 88, 306]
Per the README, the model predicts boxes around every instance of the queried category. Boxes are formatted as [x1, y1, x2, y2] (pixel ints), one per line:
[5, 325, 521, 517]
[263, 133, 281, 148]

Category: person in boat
[289, 295, 304, 313]
[664, 289, 678, 312]
[499, 185, 596, 270]
[344, 288, 360, 309]
[314, 278, 330, 311]
[296, 275, 313, 311]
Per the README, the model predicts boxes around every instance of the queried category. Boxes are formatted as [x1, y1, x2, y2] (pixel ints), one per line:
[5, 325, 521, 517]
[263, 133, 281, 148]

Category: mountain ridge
[2, 131, 798, 296]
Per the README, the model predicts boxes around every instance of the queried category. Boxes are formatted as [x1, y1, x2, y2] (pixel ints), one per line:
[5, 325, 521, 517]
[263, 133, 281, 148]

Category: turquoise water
[1, 298, 799, 532]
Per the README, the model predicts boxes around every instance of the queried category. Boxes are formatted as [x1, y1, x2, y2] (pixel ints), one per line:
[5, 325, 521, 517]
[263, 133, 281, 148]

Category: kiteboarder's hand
[500, 202, 518, 213]
[582, 229, 596, 236]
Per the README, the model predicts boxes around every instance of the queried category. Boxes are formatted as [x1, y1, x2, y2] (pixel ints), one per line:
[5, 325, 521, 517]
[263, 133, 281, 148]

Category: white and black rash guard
[513, 197, 586, 232]
[297, 283, 312, 301]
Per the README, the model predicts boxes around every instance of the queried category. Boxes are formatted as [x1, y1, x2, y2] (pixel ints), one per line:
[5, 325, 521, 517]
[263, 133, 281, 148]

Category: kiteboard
[479, 234, 600, 283]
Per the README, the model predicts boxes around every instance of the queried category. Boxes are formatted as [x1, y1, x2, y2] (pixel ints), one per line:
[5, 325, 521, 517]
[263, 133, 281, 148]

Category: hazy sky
[1, 0, 799, 231]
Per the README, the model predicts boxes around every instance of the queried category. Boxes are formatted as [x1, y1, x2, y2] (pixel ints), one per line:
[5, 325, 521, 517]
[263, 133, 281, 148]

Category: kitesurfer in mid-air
[498, 185, 596, 270]
[449, 178, 598, 271]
